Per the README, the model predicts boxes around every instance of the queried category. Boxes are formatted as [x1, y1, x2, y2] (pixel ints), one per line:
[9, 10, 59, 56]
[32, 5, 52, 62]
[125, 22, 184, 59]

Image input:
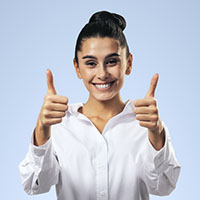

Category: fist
[38, 69, 68, 127]
[133, 74, 163, 135]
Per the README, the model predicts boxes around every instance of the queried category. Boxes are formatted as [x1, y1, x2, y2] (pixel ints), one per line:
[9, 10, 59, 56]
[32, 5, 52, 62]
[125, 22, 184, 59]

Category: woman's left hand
[133, 74, 165, 150]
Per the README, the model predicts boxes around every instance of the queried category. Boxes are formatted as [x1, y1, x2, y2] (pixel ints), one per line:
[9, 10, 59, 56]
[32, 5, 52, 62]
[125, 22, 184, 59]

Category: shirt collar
[120, 99, 134, 116]
[67, 102, 83, 117]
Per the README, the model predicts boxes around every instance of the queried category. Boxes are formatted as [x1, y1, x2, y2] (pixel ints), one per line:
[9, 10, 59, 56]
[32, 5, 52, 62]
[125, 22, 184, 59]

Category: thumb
[145, 73, 159, 98]
[46, 69, 57, 94]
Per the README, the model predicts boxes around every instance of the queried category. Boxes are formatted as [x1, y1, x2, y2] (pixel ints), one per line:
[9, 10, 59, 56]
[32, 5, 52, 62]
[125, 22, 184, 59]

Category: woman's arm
[139, 123, 181, 196]
[134, 74, 181, 195]
[19, 69, 68, 194]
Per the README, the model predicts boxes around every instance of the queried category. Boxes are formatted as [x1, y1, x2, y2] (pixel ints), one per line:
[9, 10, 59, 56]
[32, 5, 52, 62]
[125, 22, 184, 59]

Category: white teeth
[95, 83, 111, 89]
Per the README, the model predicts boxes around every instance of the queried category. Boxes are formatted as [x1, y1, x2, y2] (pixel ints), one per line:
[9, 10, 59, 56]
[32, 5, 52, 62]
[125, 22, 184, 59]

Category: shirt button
[99, 164, 105, 168]
[100, 191, 106, 196]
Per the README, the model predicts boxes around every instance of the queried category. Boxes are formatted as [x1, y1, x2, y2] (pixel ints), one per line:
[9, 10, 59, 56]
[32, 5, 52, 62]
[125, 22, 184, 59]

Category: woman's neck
[82, 94, 125, 120]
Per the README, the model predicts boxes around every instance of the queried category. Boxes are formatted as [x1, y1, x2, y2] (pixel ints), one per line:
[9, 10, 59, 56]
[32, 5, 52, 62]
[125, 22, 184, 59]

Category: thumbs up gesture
[134, 74, 165, 150]
[34, 69, 68, 146]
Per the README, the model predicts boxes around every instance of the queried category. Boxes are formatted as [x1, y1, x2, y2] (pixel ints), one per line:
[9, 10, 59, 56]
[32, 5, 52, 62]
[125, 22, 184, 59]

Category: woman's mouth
[92, 80, 116, 90]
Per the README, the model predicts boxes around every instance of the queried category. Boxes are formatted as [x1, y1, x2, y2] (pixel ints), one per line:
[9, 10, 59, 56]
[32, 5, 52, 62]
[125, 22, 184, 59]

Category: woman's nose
[97, 64, 109, 80]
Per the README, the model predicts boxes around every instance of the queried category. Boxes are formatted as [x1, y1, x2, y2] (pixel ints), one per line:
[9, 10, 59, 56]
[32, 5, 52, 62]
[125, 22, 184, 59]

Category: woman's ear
[73, 58, 82, 79]
[125, 53, 133, 75]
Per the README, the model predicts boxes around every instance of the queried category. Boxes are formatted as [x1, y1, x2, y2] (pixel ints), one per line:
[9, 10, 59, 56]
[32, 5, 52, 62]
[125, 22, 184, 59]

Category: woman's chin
[92, 93, 117, 102]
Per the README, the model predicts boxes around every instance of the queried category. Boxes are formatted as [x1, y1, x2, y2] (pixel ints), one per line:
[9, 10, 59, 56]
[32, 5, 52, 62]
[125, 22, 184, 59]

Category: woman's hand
[34, 69, 68, 146]
[133, 74, 165, 150]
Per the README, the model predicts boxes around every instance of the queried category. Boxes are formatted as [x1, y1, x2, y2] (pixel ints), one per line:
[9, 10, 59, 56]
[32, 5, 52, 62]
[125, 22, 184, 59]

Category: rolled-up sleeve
[140, 122, 181, 196]
[19, 134, 60, 195]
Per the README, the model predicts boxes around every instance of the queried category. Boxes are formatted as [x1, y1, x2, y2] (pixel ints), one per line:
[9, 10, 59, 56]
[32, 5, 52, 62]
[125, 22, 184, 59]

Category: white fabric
[19, 100, 181, 200]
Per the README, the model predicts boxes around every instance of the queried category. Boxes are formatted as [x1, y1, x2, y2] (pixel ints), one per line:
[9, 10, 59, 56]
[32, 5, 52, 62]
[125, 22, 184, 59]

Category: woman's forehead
[78, 37, 124, 59]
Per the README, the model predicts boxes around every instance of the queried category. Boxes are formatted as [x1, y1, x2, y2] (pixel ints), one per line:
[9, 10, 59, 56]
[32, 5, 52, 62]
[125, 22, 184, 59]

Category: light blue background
[0, 0, 199, 199]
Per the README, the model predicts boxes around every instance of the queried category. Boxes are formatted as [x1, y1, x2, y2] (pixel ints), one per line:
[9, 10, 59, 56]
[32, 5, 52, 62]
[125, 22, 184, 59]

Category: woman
[19, 11, 181, 200]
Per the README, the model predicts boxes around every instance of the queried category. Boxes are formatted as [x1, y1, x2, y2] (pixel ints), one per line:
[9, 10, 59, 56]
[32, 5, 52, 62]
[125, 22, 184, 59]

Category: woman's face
[74, 37, 133, 102]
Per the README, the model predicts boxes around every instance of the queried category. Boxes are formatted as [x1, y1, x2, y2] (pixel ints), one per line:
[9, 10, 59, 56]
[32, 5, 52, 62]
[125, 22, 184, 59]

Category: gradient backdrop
[0, 0, 199, 199]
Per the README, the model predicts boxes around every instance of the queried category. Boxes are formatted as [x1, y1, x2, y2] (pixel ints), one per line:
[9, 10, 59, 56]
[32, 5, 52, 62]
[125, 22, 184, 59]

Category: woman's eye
[106, 59, 118, 66]
[86, 61, 97, 67]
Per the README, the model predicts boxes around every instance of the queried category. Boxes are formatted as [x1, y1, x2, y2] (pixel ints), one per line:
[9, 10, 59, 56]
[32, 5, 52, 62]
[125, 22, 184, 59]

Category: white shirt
[19, 100, 181, 200]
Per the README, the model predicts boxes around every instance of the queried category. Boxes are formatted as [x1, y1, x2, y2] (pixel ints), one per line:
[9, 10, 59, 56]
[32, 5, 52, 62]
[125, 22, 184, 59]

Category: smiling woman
[19, 10, 181, 200]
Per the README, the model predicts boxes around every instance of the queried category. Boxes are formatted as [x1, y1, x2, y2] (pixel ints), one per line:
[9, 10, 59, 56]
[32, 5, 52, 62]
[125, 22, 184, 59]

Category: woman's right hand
[34, 69, 68, 146]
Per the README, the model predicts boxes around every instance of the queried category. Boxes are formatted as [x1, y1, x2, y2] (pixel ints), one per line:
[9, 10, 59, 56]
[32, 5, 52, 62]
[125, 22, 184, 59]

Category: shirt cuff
[142, 121, 172, 174]
[27, 131, 53, 168]
[140, 122, 181, 192]
[30, 132, 52, 157]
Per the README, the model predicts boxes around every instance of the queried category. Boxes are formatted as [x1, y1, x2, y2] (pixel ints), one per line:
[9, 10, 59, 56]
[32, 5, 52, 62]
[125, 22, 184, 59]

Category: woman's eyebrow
[82, 55, 97, 60]
[82, 53, 120, 60]
[106, 53, 120, 59]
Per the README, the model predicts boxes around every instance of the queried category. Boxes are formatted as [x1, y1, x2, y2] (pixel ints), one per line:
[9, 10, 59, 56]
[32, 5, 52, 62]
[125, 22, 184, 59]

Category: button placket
[96, 137, 108, 200]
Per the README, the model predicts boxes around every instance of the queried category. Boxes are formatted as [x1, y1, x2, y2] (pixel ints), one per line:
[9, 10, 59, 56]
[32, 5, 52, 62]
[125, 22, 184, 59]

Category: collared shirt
[19, 100, 181, 200]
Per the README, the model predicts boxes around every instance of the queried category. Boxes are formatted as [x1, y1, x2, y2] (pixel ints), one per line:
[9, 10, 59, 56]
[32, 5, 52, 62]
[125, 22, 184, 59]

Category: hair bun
[89, 11, 126, 31]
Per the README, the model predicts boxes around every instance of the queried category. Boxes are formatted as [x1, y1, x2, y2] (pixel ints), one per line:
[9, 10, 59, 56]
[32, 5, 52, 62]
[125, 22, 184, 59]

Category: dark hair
[74, 11, 130, 64]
